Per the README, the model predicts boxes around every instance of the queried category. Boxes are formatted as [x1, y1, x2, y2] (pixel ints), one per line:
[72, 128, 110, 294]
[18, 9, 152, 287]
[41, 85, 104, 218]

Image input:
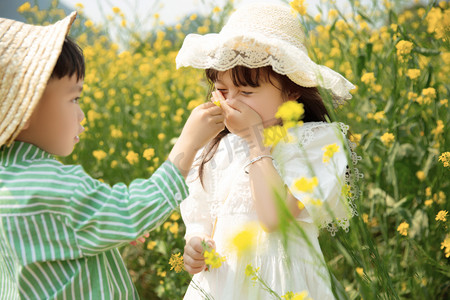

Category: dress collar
[0, 141, 53, 166]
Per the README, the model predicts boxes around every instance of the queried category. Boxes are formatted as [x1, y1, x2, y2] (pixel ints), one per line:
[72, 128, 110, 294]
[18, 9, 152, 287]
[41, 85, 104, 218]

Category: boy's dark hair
[51, 36, 85, 81]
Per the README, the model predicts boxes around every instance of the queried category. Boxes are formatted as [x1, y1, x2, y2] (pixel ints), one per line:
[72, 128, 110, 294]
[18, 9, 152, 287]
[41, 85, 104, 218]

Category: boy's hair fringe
[51, 36, 85, 81]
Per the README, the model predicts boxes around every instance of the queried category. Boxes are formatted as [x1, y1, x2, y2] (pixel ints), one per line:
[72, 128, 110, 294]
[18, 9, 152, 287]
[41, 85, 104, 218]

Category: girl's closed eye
[72, 97, 81, 104]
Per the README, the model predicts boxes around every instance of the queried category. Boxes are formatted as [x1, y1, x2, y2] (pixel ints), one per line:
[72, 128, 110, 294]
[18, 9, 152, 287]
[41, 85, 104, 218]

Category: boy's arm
[67, 160, 187, 256]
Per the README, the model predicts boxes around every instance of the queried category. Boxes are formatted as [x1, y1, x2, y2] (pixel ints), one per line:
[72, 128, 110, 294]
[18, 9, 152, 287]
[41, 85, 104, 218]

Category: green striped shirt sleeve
[65, 160, 188, 255]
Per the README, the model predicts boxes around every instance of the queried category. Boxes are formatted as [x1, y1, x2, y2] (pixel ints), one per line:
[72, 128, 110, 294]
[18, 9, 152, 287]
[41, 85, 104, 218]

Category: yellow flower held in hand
[293, 177, 318, 193]
[322, 143, 340, 163]
[203, 249, 226, 269]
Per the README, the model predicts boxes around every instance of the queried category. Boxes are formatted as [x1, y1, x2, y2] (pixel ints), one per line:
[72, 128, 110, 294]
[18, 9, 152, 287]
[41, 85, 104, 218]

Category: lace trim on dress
[284, 122, 363, 236]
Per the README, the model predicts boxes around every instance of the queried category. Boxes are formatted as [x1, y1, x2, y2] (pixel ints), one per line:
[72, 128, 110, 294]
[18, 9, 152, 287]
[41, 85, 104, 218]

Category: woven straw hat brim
[0, 12, 77, 147]
[176, 3, 355, 106]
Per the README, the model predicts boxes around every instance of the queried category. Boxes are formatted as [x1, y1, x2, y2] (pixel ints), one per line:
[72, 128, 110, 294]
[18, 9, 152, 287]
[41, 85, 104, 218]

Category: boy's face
[16, 75, 85, 156]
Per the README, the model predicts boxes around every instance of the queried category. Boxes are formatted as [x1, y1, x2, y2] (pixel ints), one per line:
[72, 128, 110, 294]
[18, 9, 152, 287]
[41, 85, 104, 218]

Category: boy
[0, 12, 224, 299]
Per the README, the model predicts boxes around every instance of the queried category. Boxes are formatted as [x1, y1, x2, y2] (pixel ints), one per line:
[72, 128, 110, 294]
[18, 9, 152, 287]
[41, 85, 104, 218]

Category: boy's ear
[21, 118, 31, 131]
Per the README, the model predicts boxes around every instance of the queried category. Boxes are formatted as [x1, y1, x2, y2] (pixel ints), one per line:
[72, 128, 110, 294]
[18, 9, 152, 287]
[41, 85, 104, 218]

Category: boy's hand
[129, 232, 149, 246]
[181, 102, 225, 149]
[168, 102, 224, 178]
[183, 236, 215, 274]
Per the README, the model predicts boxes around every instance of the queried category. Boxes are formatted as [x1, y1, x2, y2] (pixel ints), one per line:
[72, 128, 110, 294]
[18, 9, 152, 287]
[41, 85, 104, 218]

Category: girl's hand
[183, 236, 216, 274]
[169, 102, 224, 178]
[213, 91, 263, 143]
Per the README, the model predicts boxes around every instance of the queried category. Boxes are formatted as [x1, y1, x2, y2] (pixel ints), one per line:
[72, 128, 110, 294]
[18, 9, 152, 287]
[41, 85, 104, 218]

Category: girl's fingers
[211, 114, 225, 124]
[207, 105, 224, 116]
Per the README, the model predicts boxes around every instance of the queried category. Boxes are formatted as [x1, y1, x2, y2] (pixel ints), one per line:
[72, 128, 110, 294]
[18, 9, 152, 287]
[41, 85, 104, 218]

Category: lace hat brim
[176, 3, 355, 107]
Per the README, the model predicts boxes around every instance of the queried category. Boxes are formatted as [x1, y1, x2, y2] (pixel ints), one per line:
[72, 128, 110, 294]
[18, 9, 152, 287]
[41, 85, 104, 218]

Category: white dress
[180, 122, 360, 300]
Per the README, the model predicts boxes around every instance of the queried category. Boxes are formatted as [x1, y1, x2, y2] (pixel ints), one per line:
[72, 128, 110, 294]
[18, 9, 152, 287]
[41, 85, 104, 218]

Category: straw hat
[176, 3, 355, 107]
[0, 12, 77, 147]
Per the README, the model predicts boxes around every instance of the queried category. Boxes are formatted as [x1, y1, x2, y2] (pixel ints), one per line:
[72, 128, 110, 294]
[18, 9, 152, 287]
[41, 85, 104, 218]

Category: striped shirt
[0, 141, 189, 299]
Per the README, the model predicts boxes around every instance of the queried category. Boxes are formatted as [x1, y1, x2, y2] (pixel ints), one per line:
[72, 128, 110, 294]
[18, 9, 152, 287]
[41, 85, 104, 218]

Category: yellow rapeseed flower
[92, 150, 107, 161]
[126, 151, 139, 165]
[213, 6, 221, 13]
[203, 249, 226, 269]
[169, 222, 179, 235]
[75, 3, 84, 9]
[275, 101, 305, 123]
[436, 210, 448, 222]
[263, 125, 294, 148]
[380, 132, 395, 147]
[169, 252, 184, 273]
[322, 143, 340, 163]
[112, 6, 120, 13]
[406, 69, 421, 80]
[356, 267, 364, 276]
[425, 7, 448, 40]
[395, 40, 414, 60]
[416, 170, 426, 181]
[361, 72, 375, 84]
[230, 222, 259, 255]
[424, 199, 433, 206]
[328, 9, 338, 19]
[431, 120, 444, 136]
[143, 148, 155, 160]
[244, 264, 259, 281]
[438, 152, 450, 168]
[441, 235, 450, 258]
[290, 0, 307, 16]
[190, 14, 197, 21]
[293, 177, 318, 193]
[17, 2, 31, 13]
[110, 160, 118, 168]
[314, 13, 321, 22]
[282, 291, 311, 300]
[147, 241, 157, 250]
[397, 221, 409, 236]
[84, 20, 94, 28]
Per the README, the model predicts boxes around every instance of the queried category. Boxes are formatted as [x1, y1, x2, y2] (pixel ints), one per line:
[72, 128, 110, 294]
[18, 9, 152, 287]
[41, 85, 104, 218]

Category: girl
[177, 3, 360, 299]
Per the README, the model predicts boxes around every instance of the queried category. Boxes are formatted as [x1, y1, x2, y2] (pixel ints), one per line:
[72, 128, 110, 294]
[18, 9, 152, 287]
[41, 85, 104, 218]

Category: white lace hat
[176, 3, 355, 106]
[0, 12, 77, 147]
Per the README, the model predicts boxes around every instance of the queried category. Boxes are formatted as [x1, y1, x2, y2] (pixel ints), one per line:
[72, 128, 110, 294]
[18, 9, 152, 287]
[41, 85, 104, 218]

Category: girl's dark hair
[198, 65, 330, 186]
[51, 36, 85, 81]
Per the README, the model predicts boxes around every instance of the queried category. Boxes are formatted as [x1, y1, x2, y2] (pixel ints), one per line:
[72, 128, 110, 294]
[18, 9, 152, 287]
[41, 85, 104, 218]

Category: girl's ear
[287, 91, 301, 101]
